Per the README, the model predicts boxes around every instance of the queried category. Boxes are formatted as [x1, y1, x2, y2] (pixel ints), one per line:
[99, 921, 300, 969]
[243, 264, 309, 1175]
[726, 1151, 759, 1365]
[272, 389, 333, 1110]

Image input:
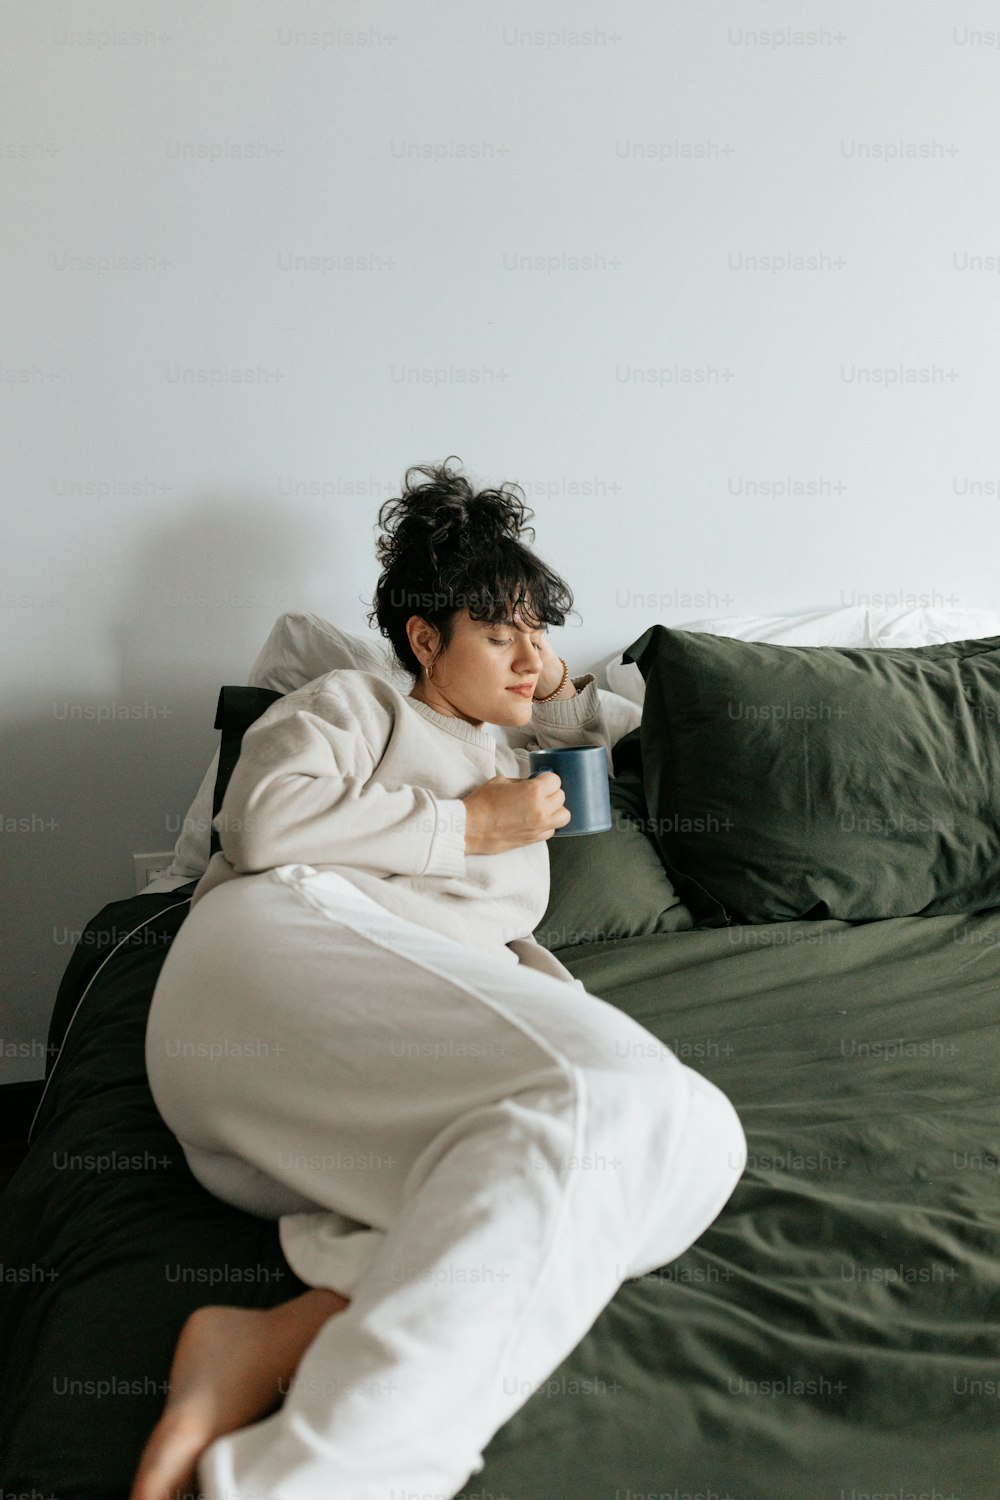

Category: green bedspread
[495, 910, 1000, 1498]
[1, 890, 997, 1498]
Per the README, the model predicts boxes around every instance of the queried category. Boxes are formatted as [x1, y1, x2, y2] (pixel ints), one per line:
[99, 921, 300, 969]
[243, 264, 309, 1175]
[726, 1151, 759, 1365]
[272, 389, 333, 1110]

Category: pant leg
[145, 862, 746, 1500]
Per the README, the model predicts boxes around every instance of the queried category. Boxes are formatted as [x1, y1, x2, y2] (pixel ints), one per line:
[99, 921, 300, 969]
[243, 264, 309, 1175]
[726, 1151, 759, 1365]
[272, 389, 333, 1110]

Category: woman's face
[406, 606, 547, 728]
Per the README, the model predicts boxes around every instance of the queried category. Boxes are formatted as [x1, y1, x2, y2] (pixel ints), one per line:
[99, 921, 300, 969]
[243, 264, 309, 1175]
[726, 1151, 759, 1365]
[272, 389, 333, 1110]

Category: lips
[507, 685, 534, 697]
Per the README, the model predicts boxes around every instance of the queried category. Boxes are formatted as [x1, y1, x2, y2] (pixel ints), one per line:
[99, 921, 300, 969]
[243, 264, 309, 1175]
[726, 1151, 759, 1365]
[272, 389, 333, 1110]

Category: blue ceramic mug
[526, 745, 613, 837]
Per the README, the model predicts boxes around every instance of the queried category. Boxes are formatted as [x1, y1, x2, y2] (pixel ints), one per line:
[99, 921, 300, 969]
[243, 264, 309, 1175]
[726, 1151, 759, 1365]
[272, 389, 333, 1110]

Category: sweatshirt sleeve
[507, 931, 586, 990]
[213, 687, 467, 880]
[527, 673, 633, 767]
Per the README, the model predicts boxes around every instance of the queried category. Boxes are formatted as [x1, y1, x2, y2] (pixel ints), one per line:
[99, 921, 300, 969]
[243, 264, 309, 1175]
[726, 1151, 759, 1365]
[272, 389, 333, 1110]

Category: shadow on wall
[1, 492, 344, 1086]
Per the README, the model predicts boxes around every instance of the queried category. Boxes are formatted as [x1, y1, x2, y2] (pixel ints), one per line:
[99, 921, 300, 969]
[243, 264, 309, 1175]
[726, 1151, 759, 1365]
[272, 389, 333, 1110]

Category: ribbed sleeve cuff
[530, 673, 600, 727]
[423, 795, 467, 877]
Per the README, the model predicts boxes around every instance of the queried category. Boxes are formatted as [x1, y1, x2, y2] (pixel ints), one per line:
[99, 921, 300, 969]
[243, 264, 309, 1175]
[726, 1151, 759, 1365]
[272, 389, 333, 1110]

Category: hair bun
[375, 455, 534, 568]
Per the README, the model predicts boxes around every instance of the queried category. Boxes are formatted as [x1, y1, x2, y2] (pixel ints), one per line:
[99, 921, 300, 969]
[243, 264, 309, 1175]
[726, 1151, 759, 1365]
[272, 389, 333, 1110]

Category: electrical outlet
[133, 851, 175, 894]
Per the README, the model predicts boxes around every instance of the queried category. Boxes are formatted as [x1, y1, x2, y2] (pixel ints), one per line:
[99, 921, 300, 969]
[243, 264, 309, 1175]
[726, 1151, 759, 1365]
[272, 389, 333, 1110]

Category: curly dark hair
[364, 456, 579, 678]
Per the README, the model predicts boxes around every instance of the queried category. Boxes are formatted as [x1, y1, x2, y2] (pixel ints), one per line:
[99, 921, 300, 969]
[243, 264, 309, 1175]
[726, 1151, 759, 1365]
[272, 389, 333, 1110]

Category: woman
[132, 458, 747, 1500]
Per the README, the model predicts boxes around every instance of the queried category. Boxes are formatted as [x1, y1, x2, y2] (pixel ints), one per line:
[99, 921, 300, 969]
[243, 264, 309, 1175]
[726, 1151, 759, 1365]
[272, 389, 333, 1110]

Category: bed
[2, 608, 999, 1498]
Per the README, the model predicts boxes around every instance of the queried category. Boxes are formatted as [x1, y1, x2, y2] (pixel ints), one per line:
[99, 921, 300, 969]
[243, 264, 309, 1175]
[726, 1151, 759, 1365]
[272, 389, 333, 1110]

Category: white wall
[5, 0, 1000, 1081]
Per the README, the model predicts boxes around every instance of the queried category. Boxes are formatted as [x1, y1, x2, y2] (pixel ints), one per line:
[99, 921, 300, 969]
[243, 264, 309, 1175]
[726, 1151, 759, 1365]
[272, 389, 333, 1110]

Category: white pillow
[865, 605, 1000, 647]
[162, 747, 221, 882]
[247, 611, 413, 695]
[159, 611, 641, 886]
[605, 605, 1000, 707]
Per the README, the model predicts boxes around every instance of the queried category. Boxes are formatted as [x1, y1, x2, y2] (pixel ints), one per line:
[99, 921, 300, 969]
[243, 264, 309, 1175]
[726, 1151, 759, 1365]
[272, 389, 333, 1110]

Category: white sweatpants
[145, 863, 746, 1500]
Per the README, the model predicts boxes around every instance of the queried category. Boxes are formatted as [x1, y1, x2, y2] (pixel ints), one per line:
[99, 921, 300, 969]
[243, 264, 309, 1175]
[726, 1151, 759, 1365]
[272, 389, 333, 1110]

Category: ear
[405, 613, 436, 660]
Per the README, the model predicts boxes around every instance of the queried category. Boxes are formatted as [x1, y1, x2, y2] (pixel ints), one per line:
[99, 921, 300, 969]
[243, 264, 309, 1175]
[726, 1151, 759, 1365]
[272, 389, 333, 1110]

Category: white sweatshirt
[188, 669, 626, 983]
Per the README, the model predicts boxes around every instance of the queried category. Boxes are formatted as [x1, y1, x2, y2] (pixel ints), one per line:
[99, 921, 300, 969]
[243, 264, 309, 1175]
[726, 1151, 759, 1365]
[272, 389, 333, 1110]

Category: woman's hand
[532, 633, 573, 701]
[462, 771, 571, 852]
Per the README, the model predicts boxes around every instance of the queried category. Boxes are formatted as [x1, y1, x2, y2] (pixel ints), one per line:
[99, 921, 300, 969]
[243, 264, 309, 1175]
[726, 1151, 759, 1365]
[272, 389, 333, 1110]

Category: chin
[502, 693, 535, 719]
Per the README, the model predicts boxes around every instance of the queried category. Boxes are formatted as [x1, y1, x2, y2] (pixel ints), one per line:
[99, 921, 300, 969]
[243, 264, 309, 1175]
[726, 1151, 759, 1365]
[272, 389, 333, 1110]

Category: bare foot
[129, 1289, 349, 1500]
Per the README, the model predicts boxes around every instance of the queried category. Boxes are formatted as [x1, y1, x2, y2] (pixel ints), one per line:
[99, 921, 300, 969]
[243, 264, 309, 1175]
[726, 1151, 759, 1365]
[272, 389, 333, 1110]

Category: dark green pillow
[622, 625, 1000, 926]
[533, 766, 693, 950]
